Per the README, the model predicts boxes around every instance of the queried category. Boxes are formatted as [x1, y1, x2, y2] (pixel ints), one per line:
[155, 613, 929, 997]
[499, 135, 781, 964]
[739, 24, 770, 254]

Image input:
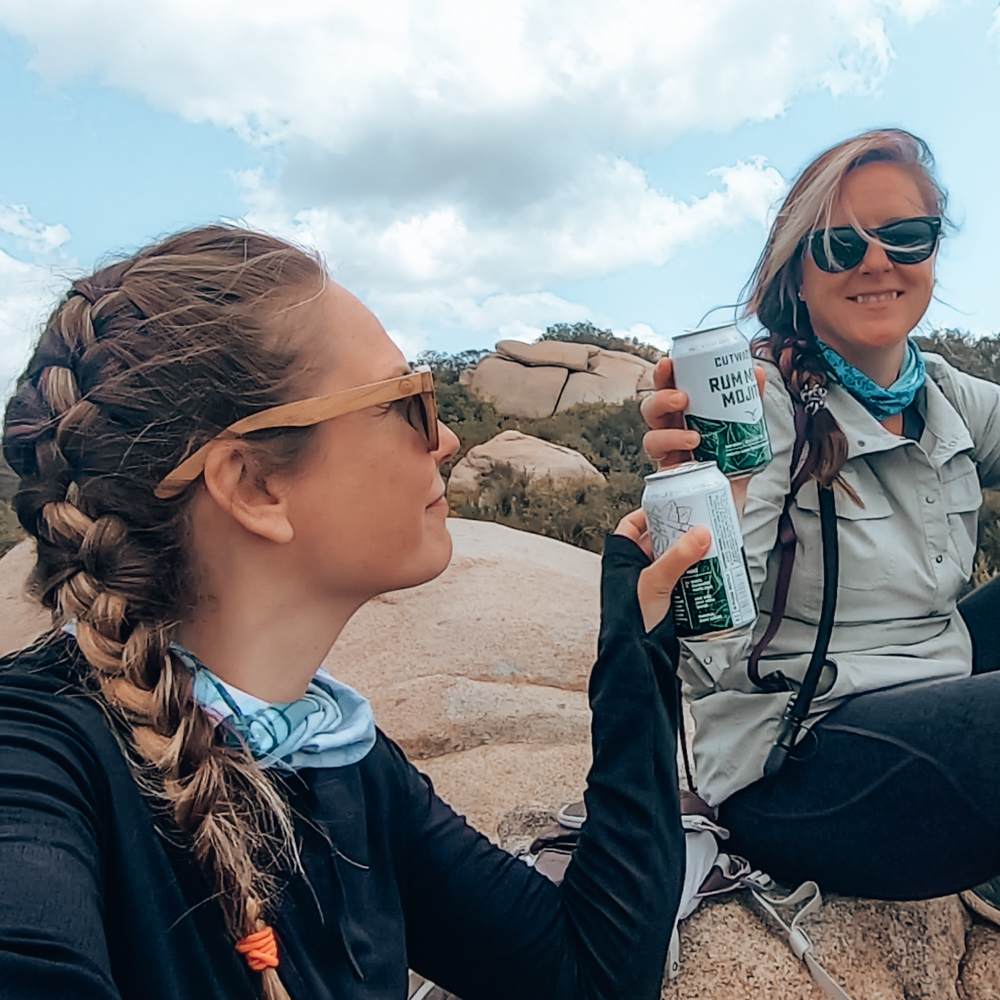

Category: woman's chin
[389, 527, 454, 594]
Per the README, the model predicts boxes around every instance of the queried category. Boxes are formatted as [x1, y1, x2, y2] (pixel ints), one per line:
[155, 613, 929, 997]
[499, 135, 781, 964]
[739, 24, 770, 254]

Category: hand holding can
[642, 355, 768, 517]
[615, 510, 712, 633]
[641, 461, 757, 639]
[669, 324, 772, 479]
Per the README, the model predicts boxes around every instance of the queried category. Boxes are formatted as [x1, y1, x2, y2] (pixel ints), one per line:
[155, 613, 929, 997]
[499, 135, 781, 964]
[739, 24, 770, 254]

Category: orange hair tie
[236, 925, 279, 972]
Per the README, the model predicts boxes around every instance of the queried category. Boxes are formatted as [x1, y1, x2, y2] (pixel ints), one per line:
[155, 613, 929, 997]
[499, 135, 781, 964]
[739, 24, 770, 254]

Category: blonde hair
[744, 129, 946, 492]
[3, 226, 327, 1000]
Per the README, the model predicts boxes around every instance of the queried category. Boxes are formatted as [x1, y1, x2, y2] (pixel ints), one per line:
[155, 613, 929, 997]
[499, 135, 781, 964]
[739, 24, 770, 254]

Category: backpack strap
[764, 484, 839, 776]
[742, 388, 842, 778]
[747, 400, 810, 692]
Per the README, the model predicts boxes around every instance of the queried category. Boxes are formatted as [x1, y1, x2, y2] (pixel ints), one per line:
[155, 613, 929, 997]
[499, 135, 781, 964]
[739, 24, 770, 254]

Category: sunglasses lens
[879, 218, 940, 264]
[406, 392, 439, 451]
[810, 229, 867, 272]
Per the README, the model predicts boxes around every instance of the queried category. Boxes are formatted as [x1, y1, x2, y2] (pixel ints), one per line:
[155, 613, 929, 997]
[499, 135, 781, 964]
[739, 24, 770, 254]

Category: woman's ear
[201, 443, 295, 544]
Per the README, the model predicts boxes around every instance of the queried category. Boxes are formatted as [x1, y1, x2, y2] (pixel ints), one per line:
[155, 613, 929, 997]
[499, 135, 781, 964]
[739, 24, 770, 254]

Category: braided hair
[745, 128, 946, 495]
[3, 226, 326, 1000]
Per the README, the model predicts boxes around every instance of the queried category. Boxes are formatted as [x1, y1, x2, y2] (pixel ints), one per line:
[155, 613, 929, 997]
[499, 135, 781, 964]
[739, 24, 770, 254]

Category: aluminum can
[642, 461, 756, 638]
[671, 323, 772, 478]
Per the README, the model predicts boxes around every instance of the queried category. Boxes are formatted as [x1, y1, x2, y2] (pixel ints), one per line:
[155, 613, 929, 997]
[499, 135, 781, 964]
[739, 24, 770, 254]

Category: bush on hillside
[914, 329, 1000, 385]
[453, 465, 644, 554]
[416, 349, 491, 384]
[540, 321, 664, 364]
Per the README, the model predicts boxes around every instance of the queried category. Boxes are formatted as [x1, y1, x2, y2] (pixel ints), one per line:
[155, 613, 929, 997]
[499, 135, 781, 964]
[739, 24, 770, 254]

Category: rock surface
[663, 893, 971, 1000]
[4, 523, 995, 1000]
[323, 519, 600, 762]
[467, 355, 569, 418]
[467, 339, 656, 417]
[447, 429, 606, 503]
[498, 805, 984, 1000]
[961, 924, 1000, 999]
[494, 339, 596, 371]
[0, 539, 49, 657]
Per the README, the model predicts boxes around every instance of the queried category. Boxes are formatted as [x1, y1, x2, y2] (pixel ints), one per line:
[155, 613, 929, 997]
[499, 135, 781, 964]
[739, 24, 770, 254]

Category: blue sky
[0, 0, 998, 394]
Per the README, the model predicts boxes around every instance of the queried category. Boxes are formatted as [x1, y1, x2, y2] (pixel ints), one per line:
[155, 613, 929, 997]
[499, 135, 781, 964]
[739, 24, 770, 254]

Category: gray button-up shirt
[680, 353, 1000, 806]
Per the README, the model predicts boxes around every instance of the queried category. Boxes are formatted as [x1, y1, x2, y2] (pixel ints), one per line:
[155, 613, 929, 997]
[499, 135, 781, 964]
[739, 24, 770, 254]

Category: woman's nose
[434, 421, 460, 465]
[859, 238, 892, 273]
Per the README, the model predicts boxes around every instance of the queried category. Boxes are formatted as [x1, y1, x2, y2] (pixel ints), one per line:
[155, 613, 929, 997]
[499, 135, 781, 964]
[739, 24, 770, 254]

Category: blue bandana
[817, 337, 926, 423]
[171, 643, 377, 770]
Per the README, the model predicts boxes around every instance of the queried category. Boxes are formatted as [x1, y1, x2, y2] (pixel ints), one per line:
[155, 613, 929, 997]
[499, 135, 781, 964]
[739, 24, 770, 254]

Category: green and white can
[642, 461, 757, 638]
[671, 323, 772, 478]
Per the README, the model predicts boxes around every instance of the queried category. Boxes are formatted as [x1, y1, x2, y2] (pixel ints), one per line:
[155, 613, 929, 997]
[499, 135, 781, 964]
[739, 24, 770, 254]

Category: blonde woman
[643, 130, 1000, 914]
[0, 226, 701, 1000]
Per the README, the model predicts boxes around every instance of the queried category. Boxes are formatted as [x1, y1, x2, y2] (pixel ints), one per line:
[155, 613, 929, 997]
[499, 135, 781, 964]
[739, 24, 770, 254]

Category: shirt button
[926, 496, 936, 504]
[935, 555, 943, 563]
[858, 440, 866, 447]
[704, 655, 713, 664]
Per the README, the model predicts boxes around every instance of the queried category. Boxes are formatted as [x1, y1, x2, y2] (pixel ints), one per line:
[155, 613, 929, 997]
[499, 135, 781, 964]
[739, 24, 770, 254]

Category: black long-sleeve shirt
[0, 536, 685, 1000]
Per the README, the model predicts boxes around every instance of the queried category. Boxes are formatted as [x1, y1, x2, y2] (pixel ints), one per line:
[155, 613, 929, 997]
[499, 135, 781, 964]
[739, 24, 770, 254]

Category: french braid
[3, 227, 326, 1000]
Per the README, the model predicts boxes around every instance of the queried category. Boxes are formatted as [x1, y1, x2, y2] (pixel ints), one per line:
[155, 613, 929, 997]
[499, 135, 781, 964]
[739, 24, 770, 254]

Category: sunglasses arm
[154, 368, 435, 499]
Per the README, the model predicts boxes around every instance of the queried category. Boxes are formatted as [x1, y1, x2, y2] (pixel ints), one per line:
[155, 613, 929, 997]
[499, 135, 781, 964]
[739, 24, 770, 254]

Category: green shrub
[0, 456, 17, 503]
[539, 321, 664, 364]
[453, 465, 644, 554]
[416, 349, 491, 385]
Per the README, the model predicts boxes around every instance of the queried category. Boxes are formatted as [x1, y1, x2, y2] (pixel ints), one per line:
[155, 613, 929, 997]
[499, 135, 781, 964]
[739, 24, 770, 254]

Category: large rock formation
[447, 430, 606, 504]
[466, 339, 656, 417]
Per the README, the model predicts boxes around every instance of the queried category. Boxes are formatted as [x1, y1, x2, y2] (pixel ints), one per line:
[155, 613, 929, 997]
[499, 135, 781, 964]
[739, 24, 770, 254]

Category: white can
[642, 461, 757, 638]
[671, 324, 772, 478]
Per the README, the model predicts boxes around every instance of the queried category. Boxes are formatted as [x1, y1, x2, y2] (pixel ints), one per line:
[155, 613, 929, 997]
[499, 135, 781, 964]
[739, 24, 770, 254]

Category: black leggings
[718, 574, 1000, 900]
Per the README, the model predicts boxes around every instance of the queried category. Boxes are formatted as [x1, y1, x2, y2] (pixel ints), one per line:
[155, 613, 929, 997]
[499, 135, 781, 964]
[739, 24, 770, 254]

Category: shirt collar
[826, 378, 972, 466]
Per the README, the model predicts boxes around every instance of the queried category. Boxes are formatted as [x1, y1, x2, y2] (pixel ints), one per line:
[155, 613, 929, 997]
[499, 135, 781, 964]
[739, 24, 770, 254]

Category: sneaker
[961, 876, 1000, 927]
[556, 801, 586, 830]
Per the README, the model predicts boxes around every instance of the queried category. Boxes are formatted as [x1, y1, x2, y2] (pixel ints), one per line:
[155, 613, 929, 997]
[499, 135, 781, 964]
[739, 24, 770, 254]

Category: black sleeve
[403, 534, 685, 1000]
[0, 684, 121, 999]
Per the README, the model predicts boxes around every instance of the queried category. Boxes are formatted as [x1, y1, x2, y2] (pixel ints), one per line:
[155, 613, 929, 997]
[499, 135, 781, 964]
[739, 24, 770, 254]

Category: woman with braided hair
[0, 225, 701, 1000]
[641, 129, 1000, 911]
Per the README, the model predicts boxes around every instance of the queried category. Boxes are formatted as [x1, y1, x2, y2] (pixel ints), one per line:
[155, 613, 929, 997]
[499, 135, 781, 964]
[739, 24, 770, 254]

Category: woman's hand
[640, 358, 699, 470]
[640, 357, 769, 515]
[615, 510, 712, 632]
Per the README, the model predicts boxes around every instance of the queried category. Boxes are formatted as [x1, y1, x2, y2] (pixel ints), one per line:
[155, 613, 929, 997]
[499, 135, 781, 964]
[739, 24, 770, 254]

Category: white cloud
[0, 0, 947, 351]
[615, 322, 670, 352]
[0, 203, 75, 396]
[0, 250, 71, 398]
[239, 155, 783, 346]
[0, 1, 933, 144]
[0, 203, 70, 255]
[244, 156, 785, 290]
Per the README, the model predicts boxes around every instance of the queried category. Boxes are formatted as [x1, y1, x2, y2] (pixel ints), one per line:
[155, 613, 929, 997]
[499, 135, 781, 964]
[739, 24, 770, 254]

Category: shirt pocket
[677, 633, 751, 698]
[790, 468, 895, 617]
[941, 458, 982, 577]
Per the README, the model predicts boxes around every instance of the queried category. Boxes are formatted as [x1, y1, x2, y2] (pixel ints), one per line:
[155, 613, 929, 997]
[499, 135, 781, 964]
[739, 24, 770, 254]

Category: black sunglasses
[808, 216, 942, 273]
